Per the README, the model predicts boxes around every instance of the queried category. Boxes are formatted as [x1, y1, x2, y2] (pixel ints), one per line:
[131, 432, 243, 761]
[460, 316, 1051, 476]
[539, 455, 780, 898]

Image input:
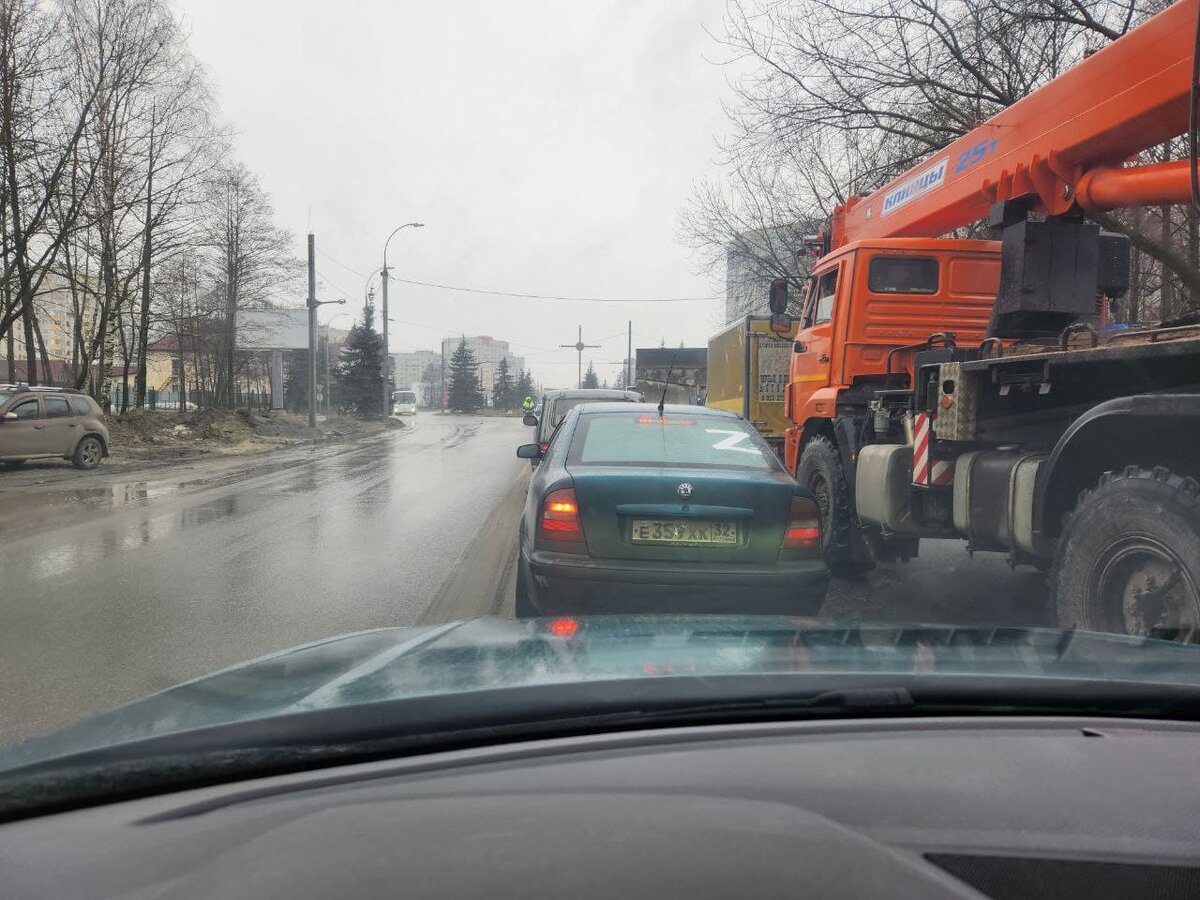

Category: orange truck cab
[783, 239, 1000, 475]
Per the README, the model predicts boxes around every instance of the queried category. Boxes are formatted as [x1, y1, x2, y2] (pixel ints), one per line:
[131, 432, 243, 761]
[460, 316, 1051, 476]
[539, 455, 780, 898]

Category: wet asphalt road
[0, 413, 1050, 745]
[0, 415, 528, 743]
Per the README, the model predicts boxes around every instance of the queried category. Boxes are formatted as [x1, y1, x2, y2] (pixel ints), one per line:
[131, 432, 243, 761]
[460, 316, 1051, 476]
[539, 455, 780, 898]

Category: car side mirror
[516, 443, 542, 459]
[522, 413, 538, 426]
[769, 313, 791, 334]
[768, 277, 788, 315]
[1, 411, 16, 421]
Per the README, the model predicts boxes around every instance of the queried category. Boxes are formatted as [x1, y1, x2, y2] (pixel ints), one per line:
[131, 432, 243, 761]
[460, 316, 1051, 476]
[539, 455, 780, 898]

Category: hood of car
[6, 616, 1200, 772]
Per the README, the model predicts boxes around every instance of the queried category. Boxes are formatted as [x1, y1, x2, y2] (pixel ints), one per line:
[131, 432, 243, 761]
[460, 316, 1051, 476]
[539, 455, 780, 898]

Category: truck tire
[797, 435, 871, 577]
[1052, 466, 1200, 640]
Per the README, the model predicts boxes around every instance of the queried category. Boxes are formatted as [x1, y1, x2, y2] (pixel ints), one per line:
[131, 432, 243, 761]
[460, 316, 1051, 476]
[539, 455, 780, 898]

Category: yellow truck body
[707, 316, 800, 454]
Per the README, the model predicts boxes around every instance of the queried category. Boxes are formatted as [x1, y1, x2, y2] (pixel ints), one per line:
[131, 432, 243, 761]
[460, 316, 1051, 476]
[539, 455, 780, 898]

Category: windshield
[1, 0, 1199, 806]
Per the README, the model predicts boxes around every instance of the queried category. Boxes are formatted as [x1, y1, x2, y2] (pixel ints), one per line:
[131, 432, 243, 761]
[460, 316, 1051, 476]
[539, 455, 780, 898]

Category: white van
[391, 390, 418, 416]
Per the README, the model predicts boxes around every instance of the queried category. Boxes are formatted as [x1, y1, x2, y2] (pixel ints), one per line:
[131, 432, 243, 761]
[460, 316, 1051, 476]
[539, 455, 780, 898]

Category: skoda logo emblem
[676, 482, 694, 500]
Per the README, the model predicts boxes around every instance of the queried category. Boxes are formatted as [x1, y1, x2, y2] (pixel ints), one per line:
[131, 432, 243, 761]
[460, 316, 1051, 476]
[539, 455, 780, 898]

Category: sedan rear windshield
[551, 397, 632, 427]
[568, 413, 772, 469]
[541, 396, 634, 440]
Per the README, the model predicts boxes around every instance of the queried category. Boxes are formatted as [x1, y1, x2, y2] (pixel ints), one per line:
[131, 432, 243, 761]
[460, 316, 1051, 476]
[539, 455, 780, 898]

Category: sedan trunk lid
[567, 466, 797, 563]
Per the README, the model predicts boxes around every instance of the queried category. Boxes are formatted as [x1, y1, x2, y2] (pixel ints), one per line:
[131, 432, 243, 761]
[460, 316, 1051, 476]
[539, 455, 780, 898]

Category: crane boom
[833, 0, 1200, 250]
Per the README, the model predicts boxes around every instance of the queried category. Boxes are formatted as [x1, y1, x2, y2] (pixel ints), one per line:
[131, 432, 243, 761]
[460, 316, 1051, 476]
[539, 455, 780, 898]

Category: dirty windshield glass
[2, 0, 1200, 796]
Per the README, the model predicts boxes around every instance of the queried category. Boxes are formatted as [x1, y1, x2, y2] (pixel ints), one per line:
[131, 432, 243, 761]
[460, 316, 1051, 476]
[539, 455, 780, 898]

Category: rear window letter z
[705, 429, 760, 455]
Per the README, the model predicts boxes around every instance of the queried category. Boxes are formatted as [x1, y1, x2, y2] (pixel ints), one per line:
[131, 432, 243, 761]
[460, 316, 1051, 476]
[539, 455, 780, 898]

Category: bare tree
[203, 161, 295, 407]
[128, 28, 221, 407]
[687, 0, 1197, 323]
[0, 0, 109, 382]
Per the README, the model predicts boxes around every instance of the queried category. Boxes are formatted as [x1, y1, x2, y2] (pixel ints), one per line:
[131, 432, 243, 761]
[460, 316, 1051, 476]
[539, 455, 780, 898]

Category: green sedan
[515, 403, 829, 617]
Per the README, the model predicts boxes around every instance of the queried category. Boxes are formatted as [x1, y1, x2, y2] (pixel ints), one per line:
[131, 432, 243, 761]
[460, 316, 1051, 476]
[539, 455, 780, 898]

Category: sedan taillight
[782, 496, 821, 551]
[539, 488, 584, 544]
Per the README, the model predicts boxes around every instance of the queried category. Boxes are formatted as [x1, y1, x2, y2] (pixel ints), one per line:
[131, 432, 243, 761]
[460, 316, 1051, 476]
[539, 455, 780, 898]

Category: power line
[312, 248, 716, 303]
[391, 276, 717, 303]
[316, 248, 369, 278]
[315, 269, 357, 304]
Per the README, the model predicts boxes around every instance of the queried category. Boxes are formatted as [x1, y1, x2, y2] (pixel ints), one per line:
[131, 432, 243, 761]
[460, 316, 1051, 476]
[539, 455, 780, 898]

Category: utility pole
[380, 262, 390, 417]
[304, 235, 346, 426]
[306, 233, 317, 428]
[559, 326, 600, 389]
[380, 222, 424, 418]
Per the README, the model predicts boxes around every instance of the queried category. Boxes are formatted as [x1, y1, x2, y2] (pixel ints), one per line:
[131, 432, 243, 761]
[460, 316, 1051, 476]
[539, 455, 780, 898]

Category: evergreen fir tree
[447, 337, 485, 411]
[582, 361, 599, 388]
[492, 356, 515, 409]
[333, 305, 384, 417]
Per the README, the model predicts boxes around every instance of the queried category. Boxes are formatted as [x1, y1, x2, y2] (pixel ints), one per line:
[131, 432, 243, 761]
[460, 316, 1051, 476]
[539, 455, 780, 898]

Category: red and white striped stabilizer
[913, 412, 954, 487]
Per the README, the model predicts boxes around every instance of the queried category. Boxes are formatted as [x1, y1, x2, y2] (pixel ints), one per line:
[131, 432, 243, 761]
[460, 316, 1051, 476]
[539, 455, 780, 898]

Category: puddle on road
[0, 479, 181, 533]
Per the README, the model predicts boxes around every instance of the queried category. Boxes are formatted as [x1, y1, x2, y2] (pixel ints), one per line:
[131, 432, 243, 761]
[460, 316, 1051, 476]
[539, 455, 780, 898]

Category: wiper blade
[623, 687, 915, 722]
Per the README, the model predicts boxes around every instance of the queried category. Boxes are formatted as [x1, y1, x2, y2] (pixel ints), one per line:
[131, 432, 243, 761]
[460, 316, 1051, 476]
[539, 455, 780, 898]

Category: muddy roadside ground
[0, 409, 405, 496]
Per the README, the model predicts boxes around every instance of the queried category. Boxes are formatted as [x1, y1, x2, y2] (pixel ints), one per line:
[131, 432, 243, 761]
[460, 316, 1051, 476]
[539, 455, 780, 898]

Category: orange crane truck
[778, 0, 1200, 638]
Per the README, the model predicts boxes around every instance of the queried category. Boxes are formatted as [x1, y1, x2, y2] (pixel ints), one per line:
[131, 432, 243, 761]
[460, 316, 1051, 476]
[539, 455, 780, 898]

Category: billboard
[236, 308, 309, 350]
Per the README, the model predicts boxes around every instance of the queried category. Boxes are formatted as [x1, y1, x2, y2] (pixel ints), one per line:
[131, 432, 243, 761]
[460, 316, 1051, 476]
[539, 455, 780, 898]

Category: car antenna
[657, 352, 678, 417]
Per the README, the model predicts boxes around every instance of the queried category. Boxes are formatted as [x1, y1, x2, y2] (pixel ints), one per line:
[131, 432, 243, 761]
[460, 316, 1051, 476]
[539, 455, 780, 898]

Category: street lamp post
[307, 234, 346, 427]
[324, 311, 353, 414]
[307, 298, 345, 425]
[380, 222, 424, 416]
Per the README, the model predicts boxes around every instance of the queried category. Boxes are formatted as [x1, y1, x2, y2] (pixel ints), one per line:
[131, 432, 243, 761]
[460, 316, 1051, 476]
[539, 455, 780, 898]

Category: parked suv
[0, 385, 110, 470]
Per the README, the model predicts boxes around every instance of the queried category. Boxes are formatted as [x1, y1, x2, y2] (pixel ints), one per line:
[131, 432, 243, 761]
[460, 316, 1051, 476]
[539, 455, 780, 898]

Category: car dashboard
[4, 715, 1200, 899]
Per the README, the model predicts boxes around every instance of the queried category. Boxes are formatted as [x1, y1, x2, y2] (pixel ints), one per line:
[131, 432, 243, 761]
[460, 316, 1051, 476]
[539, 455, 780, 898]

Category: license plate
[630, 519, 737, 545]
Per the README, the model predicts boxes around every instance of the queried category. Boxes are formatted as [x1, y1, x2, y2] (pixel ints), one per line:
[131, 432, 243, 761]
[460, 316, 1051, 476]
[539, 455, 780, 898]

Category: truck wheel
[797, 435, 871, 577]
[1053, 467, 1200, 640]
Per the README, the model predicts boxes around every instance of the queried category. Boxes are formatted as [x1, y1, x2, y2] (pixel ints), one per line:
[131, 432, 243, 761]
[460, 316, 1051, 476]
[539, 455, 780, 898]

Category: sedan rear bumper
[521, 548, 829, 617]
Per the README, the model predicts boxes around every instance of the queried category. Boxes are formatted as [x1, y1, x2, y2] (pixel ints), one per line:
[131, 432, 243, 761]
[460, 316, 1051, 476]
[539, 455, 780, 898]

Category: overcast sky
[175, 0, 735, 388]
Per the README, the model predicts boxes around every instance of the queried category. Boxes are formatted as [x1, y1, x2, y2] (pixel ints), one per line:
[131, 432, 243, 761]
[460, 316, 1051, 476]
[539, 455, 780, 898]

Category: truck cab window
[813, 270, 838, 325]
[868, 256, 938, 294]
[799, 276, 819, 328]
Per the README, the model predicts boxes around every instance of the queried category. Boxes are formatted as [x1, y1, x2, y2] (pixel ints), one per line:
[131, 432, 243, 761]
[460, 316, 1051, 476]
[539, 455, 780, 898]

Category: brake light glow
[782, 496, 821, 550]
[546, 617, 579, 637]
[635, 416, 694, 425]
[539, 488, 584, 543]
